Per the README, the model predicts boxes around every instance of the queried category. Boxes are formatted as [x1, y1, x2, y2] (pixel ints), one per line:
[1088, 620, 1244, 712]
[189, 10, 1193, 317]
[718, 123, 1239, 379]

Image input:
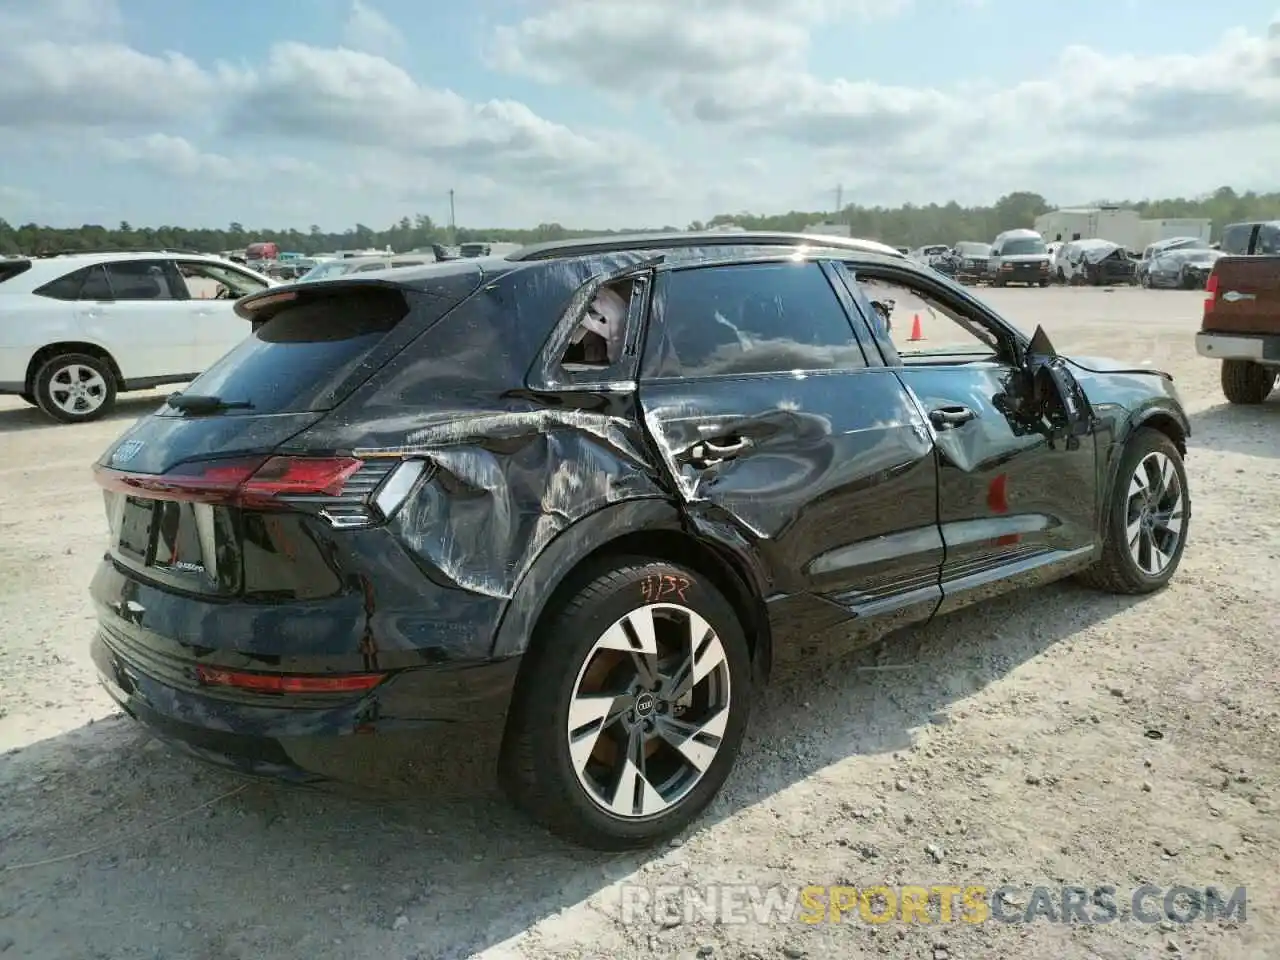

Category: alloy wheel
[47, 363, 108, 416]
[566, 603, 731, 819]
[1125, 451, 1185, 576]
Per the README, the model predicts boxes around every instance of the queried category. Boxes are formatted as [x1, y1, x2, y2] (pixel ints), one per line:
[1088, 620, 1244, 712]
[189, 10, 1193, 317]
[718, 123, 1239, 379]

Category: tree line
[3, 186, 1278, 258]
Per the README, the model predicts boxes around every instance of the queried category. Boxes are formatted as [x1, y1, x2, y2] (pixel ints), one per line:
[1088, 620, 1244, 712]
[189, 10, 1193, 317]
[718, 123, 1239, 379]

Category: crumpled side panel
[357, 410, 663, 600]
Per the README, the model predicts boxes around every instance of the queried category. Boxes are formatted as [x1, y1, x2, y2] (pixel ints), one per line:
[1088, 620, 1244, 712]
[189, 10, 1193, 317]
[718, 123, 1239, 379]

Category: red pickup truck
[1196, 255, 1280, 404]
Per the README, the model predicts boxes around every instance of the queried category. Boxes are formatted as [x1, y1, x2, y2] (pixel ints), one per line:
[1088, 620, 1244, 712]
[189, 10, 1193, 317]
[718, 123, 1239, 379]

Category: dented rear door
[636, 259, 943, 628]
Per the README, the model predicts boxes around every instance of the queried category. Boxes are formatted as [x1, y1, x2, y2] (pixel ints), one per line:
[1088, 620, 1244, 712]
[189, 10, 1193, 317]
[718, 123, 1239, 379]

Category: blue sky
[2, 0, 1278, 231]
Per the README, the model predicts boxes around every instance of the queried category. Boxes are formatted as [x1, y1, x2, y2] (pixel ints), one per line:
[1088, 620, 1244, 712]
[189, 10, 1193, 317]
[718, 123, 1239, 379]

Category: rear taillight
[93, 455, 427, 527]
[1204, 272, 1219, 320]
[196, 664, 385, 694]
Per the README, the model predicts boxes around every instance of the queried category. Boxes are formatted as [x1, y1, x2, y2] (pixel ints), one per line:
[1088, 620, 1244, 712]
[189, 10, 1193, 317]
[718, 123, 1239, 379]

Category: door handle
[688, 436, 751, 466]
[929, 405, 976, 428]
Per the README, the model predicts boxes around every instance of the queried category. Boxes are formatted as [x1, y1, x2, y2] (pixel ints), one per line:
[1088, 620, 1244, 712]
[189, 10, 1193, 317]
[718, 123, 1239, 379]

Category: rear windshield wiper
[166, 393, 254, 414]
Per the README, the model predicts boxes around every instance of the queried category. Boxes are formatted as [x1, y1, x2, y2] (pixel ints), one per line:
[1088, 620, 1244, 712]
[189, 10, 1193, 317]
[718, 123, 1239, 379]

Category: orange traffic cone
[908, 313, 925, 341]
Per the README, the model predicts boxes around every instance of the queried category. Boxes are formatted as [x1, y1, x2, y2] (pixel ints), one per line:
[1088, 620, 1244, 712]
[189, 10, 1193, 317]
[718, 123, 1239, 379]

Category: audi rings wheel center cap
[635, 693, 657, 717]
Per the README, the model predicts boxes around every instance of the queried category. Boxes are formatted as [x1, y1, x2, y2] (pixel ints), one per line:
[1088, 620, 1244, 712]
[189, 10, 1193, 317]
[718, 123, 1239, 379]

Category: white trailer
[1135, 218, 1212, 248]
[1034, 207, 1143, 250]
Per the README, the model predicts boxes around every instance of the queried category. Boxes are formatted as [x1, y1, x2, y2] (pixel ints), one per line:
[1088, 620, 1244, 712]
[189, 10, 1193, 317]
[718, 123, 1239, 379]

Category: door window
[174, 261, 268, 300]
[104, 261, 177, 300]
[78, 265, 114, 300]
[849, 271, 1002, 365]
[645, 261, 866, 379]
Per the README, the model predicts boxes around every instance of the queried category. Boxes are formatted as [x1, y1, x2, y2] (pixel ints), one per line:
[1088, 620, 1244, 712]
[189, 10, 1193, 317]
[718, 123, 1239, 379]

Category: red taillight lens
[196, 665, 385, 694]
[94, 456, 363, 508]
[1203, 272, 1219, 320]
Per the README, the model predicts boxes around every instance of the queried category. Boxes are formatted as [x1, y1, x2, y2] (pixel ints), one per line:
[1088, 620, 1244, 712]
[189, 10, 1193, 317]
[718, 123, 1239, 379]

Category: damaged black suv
[91, 232, 1192, 850]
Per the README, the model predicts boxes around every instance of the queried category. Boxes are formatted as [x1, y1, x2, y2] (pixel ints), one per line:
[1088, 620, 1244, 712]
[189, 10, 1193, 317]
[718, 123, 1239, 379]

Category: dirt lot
[1, 286, 1277, 960]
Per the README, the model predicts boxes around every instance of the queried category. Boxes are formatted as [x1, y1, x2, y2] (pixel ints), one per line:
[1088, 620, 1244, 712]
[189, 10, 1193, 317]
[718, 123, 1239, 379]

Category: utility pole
[448, 189, 456, 244]
[835, 184, 843, 218]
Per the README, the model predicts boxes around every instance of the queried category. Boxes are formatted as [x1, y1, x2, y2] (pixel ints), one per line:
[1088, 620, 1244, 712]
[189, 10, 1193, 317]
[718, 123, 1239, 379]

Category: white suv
[0, 252, 275, 423]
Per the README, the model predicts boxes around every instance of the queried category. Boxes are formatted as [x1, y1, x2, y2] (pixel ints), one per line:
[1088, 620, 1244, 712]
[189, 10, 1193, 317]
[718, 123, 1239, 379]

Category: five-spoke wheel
[501, 561, 750, 850]
[1078, 427, 1190, 594]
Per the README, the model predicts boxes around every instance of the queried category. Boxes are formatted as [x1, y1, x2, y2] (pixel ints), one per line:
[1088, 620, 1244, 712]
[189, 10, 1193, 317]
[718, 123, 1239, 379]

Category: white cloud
[492, 1, 1280, 206]
[2, 0, 1279, 229]
[341, 0, 405, 60]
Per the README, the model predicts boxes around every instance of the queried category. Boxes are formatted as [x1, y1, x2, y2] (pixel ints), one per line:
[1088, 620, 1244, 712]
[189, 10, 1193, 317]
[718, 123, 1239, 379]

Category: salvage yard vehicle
[987, 229, 1051, 287]
[1056, 239, 1138, 286]
[1136, 236, 1209, 285]
[0, 252, 273, 422]
[950, 241, 992, 284]
[1196, 254, 1280, 404]
[1143, 248, 1222, 290]
[89, 230, 1192, 850]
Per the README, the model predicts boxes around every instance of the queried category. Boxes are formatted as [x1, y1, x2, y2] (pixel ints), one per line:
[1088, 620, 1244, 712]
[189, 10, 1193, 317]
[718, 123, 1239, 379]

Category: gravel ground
[1, 287, 1277, 960]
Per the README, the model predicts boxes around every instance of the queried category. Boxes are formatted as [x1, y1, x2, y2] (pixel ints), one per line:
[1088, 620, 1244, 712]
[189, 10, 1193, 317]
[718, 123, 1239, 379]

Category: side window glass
[855, 275, 1000, 363]
[33, 267, 91, 301]
[561, 278, 634, 369]
[647, 262, 864, 378]
[175, 261, 267, 299]
[104, 261, 176, 300]
[78, 265, 113, 300]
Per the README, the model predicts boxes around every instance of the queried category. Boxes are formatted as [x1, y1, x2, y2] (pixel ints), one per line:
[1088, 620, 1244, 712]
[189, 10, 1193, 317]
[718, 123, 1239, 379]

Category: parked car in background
[1056, 239, 1137, 286]
[909, 245, 951, 268]
[1220, 221, 1280, 256]
[1196, 254, 1279, 404]
[297, 254, 436, 282]
[950, 241, 992, 283]
[1143, 248, 1223, 289]
[0, 251, 273, 422]
[244, 241, 279, 266]
[987, 229, 1051, 287]
[88, 230, 1190, 850]
[1136, 237, 1210, 285]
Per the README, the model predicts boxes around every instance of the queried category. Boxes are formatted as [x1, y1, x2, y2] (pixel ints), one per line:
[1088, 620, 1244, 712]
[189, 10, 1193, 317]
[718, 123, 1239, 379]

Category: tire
[1077, 428, 1190, 595]
[1056, 268, 1066, 284]
[19, 392, 36, 406]
[1220, 359, 1276, 405]
[499, 558, 753, 850]
[1038, 279, 1049, 287]
[32, 352, 117, 424]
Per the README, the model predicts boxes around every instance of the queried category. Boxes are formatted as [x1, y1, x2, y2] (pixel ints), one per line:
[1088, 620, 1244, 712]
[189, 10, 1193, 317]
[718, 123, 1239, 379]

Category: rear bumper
[92, 624, 521, 782]
[1195, 332, 1280, 364]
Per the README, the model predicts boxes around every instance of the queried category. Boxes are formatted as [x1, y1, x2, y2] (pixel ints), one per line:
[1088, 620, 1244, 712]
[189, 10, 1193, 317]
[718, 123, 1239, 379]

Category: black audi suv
[90, 231, 1192, 850]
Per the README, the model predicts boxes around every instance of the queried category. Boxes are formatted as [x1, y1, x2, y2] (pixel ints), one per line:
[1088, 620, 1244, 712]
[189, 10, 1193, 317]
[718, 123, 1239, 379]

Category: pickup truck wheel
[1077, 427, 1189, 595]
[499, 559, 752, 850]
[19, 392, 36, 406]
[33, 353, 117, 423]
[1220, 360, 1275, 405]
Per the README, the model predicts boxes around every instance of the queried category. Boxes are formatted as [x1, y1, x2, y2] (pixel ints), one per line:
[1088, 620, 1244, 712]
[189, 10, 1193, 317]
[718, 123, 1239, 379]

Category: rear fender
[489, 497, 773, 670]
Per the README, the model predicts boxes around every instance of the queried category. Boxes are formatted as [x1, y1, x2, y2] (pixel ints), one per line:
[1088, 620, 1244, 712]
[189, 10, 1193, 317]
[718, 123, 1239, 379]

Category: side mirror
[1014, 326, 1094, 446]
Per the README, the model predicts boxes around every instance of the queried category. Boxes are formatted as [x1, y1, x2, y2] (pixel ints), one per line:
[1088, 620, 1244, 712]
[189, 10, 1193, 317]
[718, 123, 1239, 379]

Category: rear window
[0, 259, 32, 286]
[174, 288, 410, 414]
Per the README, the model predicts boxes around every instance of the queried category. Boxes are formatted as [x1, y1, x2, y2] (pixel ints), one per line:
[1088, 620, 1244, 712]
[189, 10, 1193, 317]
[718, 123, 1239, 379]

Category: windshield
[1002, 238, 1047, 256]
[299, 261, 352, 282]
[955, 242, 991, 256]
[1171, 250, 1216, 263]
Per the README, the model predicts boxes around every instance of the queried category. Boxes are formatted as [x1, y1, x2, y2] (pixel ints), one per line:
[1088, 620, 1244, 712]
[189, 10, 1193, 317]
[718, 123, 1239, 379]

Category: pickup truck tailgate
[1204, 256, 1280, 334]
